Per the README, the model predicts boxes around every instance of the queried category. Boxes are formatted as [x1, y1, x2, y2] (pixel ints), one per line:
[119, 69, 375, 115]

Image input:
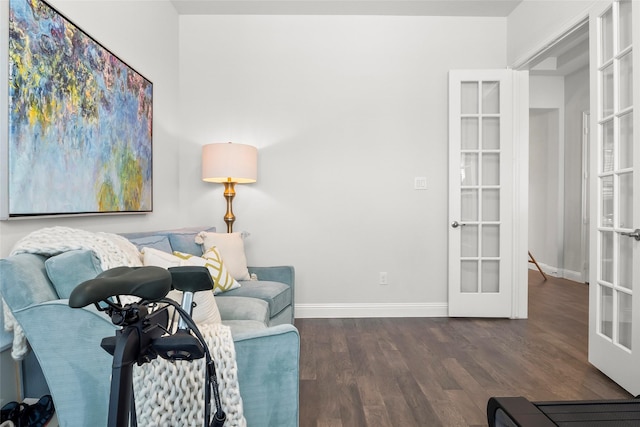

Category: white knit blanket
[3, 226, 143, 359]
[2, 227, 245, 425]
[133, 323, 245, 426]
[9, 226, 143, 269]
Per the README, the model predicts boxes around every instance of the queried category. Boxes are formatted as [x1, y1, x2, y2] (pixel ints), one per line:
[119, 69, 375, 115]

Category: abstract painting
[6, 0, 153, 217]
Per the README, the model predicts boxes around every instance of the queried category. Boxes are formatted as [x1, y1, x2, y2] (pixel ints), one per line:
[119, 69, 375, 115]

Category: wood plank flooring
[296, 271, 632, 427]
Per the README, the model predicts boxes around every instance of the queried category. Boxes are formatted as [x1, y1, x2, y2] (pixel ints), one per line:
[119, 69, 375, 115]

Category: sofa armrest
[12, 301, 116, 427]
[247, 266, 295, 320]
[233, 324, 300, 427]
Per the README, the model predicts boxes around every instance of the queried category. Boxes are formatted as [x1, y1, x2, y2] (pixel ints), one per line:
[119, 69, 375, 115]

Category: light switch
[414, 177, 427, 190]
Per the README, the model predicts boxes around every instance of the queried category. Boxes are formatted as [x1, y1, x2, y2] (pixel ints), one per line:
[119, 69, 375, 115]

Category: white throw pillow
[141, 247, 183, 269]
[173, 250, 241, 294]
[195, 231, 251, 281]
[166, 289, 221, 326]
[141, 247, 221, 325]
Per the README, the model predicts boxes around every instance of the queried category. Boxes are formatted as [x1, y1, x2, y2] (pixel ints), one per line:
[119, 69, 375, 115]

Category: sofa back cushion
[120, 226, 216, 256]
[127, 235, 173, 253]
[0, 254, 58, 311]
[44, 250, 103, 299]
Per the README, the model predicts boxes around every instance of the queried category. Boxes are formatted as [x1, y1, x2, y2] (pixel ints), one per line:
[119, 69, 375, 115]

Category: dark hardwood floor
[296, 271, 632, 427]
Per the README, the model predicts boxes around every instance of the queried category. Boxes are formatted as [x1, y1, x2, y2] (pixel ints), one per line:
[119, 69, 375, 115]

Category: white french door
[588, 0, 640, 395]
[448, 70, 528, 318]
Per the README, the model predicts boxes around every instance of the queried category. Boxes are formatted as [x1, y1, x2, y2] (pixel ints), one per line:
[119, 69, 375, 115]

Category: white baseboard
[561, 269, 584, 282]
[528, 263, 584, 282]
[295, 302, 448, 318]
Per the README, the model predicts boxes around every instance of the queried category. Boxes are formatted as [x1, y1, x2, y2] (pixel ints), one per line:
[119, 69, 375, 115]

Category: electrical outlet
[379, 272, 388, 285]
[414, 177, 427, 190]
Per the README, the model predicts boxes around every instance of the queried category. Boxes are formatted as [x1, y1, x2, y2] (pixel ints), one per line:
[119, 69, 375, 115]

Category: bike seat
[69, 266, 172, 308]
[168, 266, 214, 293]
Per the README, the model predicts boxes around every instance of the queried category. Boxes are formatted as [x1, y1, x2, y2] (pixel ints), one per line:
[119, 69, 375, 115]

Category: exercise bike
[69, 265, 226, 427]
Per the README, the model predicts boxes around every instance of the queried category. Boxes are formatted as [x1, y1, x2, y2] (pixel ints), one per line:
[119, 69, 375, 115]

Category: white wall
[527, 69, 590, 281]
[0, 0, 181, 257]
[529, 76, 564, 274]
[563, 66, 590, 279]
[178, 15, 507, 315]
[529, 108, 561, 271]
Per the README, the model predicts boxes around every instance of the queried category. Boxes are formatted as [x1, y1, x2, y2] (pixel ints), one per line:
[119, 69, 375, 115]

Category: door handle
[451, 221, 466, 228]
[621, 229, 640, 241]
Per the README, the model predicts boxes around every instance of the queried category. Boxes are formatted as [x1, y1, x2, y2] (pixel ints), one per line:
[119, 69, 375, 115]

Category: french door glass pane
[482, 189, 500, 221]
[620, 112, 633, 169]
[601, 231, 614, 283]
[461, 118, 479, 149]
[619, 236, 633, 290]
[482, 153, 500, 185]
[461, 189, 478, 221]
[619, 0, 632, 51]
[601, 175, 614, 226]
[482, 117, 500, 149]
[619, 52, 633, 110]
[481, 261, 499, 293]
[461, 261, 478, 293]
[461, 153, 478, 185]
[461, 225, 478, 257]
[601, 7, 614, 64]
[482, 225, 499, 257]
[603, 119, 614, 172]
[595, 0, 634, 357]
[619, 172, 633, 228]
[600, 285, 614, 339]
[619, 291, 633, 350]
[482, 82, 499, 114]
[461, 82, 478, 114]
[456, 76, 503, 303]
[603, 64, 614, 118]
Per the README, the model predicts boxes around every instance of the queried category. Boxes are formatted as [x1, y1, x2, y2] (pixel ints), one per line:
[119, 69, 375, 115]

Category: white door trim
[511, 70, 530, 319]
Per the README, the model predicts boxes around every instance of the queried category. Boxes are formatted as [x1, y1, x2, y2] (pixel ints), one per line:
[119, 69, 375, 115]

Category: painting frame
[1, 0, 153, 219]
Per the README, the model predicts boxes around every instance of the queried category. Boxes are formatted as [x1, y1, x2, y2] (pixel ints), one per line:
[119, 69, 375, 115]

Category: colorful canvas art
[7, 0, 153, 216]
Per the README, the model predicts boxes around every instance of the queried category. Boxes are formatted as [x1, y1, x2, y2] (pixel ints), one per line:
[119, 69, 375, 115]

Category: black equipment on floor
[488, 396, 640, 427]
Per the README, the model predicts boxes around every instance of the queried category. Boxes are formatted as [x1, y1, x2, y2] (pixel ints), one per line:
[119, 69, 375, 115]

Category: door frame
[510, 15, 592, 318]
[511, 72, 530, 319]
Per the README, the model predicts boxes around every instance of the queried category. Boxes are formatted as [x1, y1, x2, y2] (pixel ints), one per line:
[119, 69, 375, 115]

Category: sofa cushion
[220, 281, 291, 319]
[128, 235, 172, 253]
[120, 226, 216, 256]
[216, 296, 269, 325]
[44, 250, 103, 299]
[223, 320, 267, 336]
[0, 254, 58, 310]
[168, 231, 206, 255]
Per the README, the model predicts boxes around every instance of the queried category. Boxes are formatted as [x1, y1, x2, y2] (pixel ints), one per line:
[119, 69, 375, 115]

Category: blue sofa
[0, 227, 299, 427]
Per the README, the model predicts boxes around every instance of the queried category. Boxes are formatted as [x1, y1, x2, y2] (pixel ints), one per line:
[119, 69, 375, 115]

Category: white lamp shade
[202, 142, 257, 183]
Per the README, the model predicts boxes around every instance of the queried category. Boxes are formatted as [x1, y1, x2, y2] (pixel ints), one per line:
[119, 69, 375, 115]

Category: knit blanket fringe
[133, 323, 246, 426]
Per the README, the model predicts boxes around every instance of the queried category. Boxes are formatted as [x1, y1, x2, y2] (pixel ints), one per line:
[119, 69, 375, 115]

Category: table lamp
[202, 142, 257, 233]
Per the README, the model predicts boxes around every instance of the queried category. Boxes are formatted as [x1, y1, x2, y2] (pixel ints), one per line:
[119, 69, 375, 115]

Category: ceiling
[170, 0, 524, 16]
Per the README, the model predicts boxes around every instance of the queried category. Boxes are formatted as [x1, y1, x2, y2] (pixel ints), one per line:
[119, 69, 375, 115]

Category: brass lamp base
[223, 180, 236, 233]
